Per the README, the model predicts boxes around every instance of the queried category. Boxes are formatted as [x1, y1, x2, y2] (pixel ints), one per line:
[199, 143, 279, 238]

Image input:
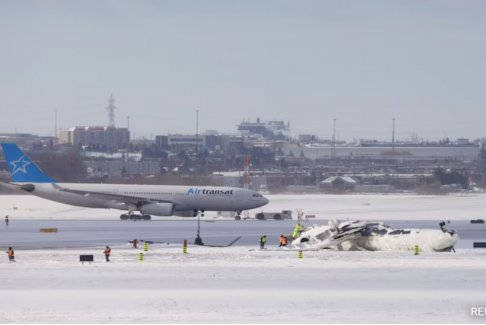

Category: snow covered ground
[264, 193, 486, 220]
[1, 193, 486, 323]
[1, 245, 485, 323]
[2, 192, 486, 220]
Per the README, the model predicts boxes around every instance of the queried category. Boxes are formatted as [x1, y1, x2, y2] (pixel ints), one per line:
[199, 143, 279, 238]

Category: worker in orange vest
[279, 235, 288, 247]
[6, 247, 15, 262]
[104, 246, 111, 262]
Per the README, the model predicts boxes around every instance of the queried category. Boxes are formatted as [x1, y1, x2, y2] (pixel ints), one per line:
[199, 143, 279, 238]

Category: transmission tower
[106, 94, 117, 128]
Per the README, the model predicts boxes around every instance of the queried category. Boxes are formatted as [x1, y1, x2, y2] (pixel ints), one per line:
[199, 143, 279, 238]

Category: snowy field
[2, 192, 486, 220]
[1, 193, 486, 323]
[1, 245, 486, 324]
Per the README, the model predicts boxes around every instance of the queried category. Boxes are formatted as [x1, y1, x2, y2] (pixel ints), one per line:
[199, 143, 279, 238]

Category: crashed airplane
[292, 220, 458, 252]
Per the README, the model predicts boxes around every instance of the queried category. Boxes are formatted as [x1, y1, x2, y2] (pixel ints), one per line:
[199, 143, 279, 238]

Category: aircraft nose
[262, 196, 269, 205]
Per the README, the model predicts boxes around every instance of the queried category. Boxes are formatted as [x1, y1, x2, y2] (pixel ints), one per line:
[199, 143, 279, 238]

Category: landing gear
[119, 212, 151, 221]
[235, 210, 242, 220]
[194, 209, 205, 245]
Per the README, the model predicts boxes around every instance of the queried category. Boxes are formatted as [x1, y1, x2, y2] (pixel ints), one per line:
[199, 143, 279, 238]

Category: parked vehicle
[255, 210, 292, 220]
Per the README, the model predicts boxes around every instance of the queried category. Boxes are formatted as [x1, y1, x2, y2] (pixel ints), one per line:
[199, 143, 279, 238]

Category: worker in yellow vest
[292, 223, 301, 239]
[259, 235, 267, 249]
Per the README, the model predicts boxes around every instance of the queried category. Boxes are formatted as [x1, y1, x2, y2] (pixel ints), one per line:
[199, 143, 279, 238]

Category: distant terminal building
[237, 118, 290, 140]
[59, 126, 129, 152]
[156, 133, 224, 152]
[156, 134, 204, 152]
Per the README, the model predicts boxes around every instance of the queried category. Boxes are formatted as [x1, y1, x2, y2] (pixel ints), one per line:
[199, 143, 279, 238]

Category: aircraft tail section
[1, 143, 56, 183]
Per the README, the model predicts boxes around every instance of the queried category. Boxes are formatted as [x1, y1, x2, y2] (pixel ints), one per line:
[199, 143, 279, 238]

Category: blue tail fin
[1, 143, 56, 183]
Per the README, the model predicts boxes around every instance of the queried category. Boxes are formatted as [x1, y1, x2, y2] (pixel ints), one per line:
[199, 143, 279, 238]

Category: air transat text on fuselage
[187, 188, 234, 195]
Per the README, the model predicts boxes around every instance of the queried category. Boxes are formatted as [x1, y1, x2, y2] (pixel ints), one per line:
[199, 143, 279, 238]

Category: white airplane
[1, 143, 269, 219]
[292, 219, 459, 252]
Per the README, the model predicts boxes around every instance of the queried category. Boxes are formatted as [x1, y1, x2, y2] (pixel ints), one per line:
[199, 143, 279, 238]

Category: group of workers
[259, 223, 302, 249]
[259, 234, 290, 249]
[4, 237, 145, 263]
[4, 212, 115, 263]
[4, 214, 304, 259]
[258, 234, 293, 248]
[4, 246, 112, 263]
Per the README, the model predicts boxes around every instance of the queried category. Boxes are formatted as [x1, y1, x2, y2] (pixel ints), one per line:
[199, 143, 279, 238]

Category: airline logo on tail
[1, 143, 56, 183]
[9, 155, 32, 175]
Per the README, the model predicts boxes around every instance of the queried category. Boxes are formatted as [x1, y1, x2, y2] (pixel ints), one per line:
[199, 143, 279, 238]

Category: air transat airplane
[0, 143, 268, 219]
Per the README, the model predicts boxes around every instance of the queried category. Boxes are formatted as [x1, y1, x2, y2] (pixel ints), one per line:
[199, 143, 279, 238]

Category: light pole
[126, 116, 130, 161]
[196, 109, 199, 157]
[331, 118, 336, 160]
[481, 145, 486, 192]
[194, 109, 204, 245]
[392, 118, 396, 154]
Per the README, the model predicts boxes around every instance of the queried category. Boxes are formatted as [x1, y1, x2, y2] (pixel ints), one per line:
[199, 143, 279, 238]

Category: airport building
[155, 133, 228, 152]
[59, 126, 130, 152]
[237, 118, 291, 140]
[155, 134, 205, 152]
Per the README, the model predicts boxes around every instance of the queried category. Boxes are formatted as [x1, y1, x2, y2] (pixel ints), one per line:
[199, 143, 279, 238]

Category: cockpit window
[252, 193, 263, 198]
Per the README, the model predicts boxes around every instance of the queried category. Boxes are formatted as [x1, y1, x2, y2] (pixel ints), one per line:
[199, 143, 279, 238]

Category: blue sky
[1, 0, 485, 141]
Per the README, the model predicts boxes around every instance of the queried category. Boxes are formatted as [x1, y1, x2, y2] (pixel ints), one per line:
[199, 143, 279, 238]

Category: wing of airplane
[52, 183, 179, 215]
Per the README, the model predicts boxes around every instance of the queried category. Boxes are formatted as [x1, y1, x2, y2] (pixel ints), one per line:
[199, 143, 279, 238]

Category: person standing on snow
[292, 223, 301, 239]
[104, 246, 111, 262]
[6, 247, 15, 262]
[259, 235, 267, 249]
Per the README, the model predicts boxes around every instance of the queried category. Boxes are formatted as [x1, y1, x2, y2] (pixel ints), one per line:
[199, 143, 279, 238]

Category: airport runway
[1, 219, 485, 249]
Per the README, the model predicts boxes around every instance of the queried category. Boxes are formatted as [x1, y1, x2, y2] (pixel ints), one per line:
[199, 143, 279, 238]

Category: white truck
[255, 210, 293, 220]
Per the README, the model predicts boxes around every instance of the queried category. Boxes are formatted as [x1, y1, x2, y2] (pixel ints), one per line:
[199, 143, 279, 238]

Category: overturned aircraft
[292, 220, 458, 252]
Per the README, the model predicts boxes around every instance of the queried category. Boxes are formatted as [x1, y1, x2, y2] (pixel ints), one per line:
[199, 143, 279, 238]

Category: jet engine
[140, 202, 174, 216]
